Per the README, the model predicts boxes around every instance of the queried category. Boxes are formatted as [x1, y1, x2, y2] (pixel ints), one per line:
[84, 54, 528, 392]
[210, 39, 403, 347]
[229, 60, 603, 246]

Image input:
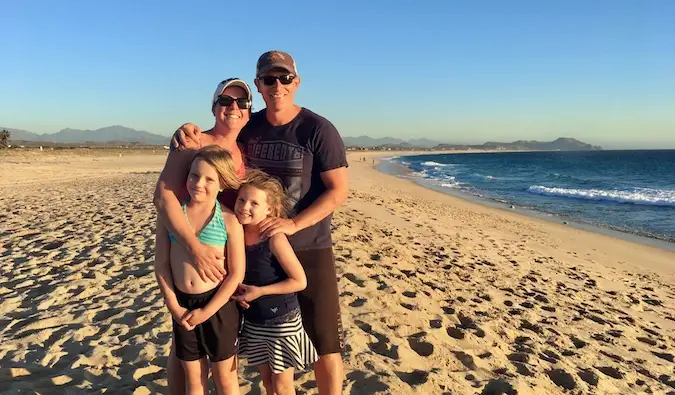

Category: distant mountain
[1, 126, 600, 151]
[407, 138, 441, 148]
[435, 138, 601, 151]
[0, 127, 41, 141]
[2, 125, 169, 145]
[342, 136, 404, 147]
[343, 136, 441, 148]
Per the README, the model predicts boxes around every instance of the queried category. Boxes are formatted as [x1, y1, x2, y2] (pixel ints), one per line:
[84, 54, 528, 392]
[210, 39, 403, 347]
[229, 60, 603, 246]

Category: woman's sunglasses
[258, 75, 296, 86]
[217, 95, 251, 109]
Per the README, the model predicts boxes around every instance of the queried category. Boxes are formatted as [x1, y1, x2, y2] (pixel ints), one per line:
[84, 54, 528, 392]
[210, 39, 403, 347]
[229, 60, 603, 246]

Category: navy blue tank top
[244, 238, 299, 321]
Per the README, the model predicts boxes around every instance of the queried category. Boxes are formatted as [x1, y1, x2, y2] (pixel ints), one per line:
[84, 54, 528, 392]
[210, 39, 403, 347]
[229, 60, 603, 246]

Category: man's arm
[260, 118, 349, 238]
[153, 138, 225, 282]
[293, 167, 348, 230]
[170, 123, 203, 151]
[260, 167, 348, 238]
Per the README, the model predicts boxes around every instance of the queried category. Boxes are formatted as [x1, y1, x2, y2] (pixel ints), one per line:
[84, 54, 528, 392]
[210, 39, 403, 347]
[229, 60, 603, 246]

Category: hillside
[2, 126, 168, 145]
[435, 137, 601, 151]
[2, 126, 601, 151]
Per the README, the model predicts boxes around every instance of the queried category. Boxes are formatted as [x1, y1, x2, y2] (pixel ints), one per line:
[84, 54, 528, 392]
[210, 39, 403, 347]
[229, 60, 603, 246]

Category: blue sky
[1, 0, 674, 148]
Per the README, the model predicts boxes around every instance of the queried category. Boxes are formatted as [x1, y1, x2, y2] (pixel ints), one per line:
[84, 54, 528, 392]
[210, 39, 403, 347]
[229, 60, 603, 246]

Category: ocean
[387, 150, 675, 243]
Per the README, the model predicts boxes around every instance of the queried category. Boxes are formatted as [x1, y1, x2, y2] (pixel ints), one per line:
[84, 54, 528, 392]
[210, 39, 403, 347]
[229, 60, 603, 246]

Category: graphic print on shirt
[245, 137, 305, 204]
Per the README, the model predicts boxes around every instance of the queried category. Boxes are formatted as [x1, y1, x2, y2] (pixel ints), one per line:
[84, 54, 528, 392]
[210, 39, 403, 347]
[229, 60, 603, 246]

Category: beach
[1, 149, 674, 394]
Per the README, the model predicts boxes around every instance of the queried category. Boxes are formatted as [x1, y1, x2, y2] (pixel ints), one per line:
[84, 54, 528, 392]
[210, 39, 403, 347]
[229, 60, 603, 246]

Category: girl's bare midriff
[170, 243, 225, 294]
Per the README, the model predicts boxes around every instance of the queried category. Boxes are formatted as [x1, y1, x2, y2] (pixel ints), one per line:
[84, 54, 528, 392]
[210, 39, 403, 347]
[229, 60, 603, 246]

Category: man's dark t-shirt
[237, 108, 348, 251]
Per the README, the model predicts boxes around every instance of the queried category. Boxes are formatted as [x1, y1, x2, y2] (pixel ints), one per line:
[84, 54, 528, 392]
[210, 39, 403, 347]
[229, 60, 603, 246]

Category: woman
[153, 78, 252, 395]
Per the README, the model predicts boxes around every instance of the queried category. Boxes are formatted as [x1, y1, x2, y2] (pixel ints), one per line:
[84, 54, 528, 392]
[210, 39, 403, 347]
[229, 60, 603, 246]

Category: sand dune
[1, 150, 674, 394]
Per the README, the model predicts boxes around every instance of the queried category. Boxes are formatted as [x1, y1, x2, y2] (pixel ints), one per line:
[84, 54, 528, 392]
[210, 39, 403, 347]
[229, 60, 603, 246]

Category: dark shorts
[295, 248, 344, 355]
[172, 286, 240, 362]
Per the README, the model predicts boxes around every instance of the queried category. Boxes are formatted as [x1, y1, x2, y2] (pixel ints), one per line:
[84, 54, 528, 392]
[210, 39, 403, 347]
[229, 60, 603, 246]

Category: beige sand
[1, 149, 674, 394]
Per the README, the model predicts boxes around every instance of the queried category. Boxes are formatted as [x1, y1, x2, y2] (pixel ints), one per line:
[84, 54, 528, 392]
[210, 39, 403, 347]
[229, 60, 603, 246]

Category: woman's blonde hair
[240, 169, 293, 218]
[192, 145, 241, 191]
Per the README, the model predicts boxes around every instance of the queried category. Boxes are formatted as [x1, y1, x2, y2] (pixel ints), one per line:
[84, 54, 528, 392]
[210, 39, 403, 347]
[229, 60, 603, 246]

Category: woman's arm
[153, 219, 190, 326]
[153, 148, 226, 282]
[186, 208, 246, 325]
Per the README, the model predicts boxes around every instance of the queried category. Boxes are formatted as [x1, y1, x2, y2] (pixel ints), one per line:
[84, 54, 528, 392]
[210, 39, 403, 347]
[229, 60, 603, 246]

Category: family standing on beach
[153, 50, 349, 394]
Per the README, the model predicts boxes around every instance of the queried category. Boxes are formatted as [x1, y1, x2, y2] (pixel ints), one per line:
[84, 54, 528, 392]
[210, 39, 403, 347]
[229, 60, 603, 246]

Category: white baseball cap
[212, 78, 252, 106]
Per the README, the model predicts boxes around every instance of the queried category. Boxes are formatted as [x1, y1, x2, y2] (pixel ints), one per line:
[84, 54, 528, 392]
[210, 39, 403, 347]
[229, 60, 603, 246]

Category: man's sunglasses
[258, 75, 296, 86]
[217, 95, 251, 109]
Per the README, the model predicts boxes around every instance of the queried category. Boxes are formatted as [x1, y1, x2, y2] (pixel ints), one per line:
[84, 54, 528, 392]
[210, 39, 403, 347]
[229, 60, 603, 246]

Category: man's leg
[314, 353, 344, 395]
[296, 248, 345, 395]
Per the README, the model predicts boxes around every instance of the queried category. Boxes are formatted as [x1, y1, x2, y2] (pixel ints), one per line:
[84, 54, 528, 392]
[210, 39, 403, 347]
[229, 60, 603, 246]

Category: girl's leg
[256, 363, 274, 395]
[181, 358, 208, 395]
[271, 367, 296, 395]
[211, 355, 240, 395]
[167, 337, 186, 395]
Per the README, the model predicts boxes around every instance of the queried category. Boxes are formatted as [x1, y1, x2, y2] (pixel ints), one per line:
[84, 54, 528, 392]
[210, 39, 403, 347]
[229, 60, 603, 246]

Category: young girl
[232, 170, 318, 395]
[154, 145, 245, 395]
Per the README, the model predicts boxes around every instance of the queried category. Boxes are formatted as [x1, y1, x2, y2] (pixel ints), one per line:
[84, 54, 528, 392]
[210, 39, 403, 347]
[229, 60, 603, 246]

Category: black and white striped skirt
[238, 309, 318, 373]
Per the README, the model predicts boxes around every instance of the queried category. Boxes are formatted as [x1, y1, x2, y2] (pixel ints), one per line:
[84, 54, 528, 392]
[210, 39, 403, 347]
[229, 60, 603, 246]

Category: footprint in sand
[345, 371, 390, 394]
[395, 370, 429, 386]
[407, 332, 434, 357]
[652, 352, 675, 362]
[452, 351, 477, 370]
[539, 350, 562, 364]
[596, 366, 624, 379]
[442, 306, 456, 315]
[447, 326, 465, 340]
[577, 368, 599, 387]
[520, 320, 544, 335]
[354, 320, 399, 360]
[480, 379, 517, 395]
[637, 336, 657, 346]
[343, 273, 366, 287]
[546, 368, 577, 390]
[349, 298, 367, 308]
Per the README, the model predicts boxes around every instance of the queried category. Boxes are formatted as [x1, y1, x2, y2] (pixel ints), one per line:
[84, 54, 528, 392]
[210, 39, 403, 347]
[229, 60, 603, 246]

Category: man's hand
[183, 308, 211, 328]
[259, 217, 298, 239]
[170, 123, 203, 151]
[191, 243, 226, 282]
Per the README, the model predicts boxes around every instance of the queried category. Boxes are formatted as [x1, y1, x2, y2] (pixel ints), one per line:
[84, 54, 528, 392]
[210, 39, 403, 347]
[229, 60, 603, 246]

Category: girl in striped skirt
[232, 170, 318, 395]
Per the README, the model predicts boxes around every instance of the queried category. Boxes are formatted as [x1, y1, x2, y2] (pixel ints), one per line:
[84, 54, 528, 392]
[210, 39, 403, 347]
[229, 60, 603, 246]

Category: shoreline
[349, 150, 675, 279]
[370, 150, 675, 253]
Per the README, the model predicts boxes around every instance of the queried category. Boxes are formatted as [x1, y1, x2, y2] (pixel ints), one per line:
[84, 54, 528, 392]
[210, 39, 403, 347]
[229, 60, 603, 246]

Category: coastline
[348, 150, 675, 278]
[369, 150, 675, 253]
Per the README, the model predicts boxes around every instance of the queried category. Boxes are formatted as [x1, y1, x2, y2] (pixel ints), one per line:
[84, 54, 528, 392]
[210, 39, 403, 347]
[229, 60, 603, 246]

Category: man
[173, 50, 348, 394]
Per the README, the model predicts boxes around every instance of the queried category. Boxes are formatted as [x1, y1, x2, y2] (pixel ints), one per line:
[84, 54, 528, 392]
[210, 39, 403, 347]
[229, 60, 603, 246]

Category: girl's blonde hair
[192, 145, 241, 191]
[240, 169, 293, 218]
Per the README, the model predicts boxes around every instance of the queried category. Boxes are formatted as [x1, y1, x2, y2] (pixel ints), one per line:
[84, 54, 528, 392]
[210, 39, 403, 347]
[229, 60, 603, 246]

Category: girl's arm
[186, 208, 246, 325]
[153, 148, 226, 283]
[153, 219, 188, 323]
[256, 233, 307, 296]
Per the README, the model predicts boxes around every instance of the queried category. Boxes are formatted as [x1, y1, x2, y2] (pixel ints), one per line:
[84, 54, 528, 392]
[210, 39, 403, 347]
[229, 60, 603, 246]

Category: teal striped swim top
[167, 199, 227, 247]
